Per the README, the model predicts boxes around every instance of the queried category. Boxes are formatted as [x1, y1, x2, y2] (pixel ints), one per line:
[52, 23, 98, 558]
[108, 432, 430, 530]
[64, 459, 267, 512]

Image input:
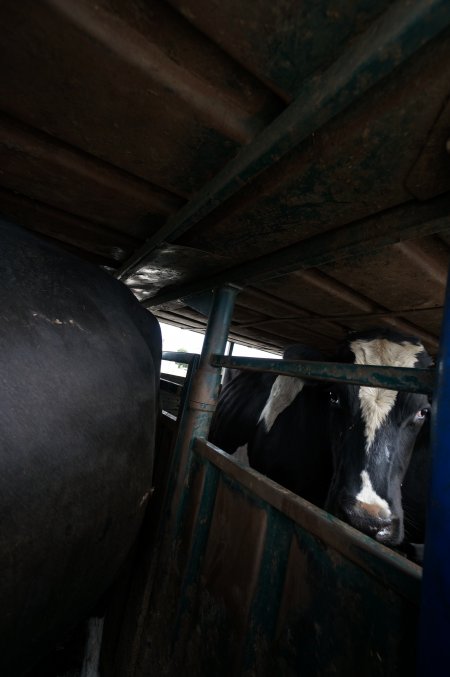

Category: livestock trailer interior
[1, 0, 450, 674]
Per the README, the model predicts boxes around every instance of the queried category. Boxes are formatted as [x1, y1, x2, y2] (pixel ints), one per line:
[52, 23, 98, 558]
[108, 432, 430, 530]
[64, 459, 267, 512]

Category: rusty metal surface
[117, 7, 450, 276]
[166, 0, 392, 100]
[0, 0, 449, 356]
[0, 1, 270, 197]
[174, 30, 450, 262]
[0, 113, 183, 238]
[129, 436, 421, 676]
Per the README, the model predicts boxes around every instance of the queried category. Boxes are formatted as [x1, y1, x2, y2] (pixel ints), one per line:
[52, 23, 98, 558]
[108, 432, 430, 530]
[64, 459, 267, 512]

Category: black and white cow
[0, 220, 161, 676]
[210, 330, 432, 553]
[210, 345, 333, 507]
[325, 329, 432, 547]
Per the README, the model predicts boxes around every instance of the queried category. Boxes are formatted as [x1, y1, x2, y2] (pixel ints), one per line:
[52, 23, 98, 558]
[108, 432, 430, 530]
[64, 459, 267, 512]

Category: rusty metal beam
[292, 269, 440, 349]
[0, 187, 138, 261]
[238, 278, 440, 349]
[234, 288, 344, 343]
[142, 194, 450, 308]
[393, 240, 448, 287]
[234, 305, 444, 327]
[118, 0, 450, 280]
[0, 112, 184, 214]
[47, 0, 263, 146]
[211, 355, 435, 395]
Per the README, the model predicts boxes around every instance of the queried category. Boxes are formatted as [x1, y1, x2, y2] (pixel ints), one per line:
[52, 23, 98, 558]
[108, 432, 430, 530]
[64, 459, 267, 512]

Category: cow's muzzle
[339, 496, 402, 546]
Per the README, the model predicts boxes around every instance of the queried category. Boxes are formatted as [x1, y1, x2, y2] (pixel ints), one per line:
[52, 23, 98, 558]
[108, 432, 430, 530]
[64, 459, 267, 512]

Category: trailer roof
[1, 0, 450, 355]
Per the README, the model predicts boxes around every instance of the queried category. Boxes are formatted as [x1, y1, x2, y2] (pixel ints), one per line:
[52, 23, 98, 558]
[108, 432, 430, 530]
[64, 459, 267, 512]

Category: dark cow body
[400, 415, 431, 562]
[0, 221, 161, 676]
[210, 331, 431, 556]
[210, 345, 333, 506]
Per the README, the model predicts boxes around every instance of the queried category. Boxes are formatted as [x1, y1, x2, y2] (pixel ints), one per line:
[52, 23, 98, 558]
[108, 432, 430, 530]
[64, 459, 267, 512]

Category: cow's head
[325, 330, 432, 546]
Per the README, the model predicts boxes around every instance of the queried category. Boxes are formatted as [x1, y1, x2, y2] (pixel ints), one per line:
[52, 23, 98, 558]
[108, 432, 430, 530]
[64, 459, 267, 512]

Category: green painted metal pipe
[118, 0, 450, 282]
[188, 285, 240, 422]
[167, 285, 239, 523]
[210, 355, 435, 395]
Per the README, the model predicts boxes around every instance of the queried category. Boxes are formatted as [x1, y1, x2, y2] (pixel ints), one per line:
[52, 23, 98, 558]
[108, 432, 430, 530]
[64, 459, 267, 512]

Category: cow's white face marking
[259, 375, 304, 433]
[233, 444, 250, 465]
[350, 338, 424, 451]
[355, 470, 391, 519]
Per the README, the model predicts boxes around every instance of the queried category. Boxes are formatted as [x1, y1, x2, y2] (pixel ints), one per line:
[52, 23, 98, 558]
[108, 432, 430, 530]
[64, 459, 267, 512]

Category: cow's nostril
[375, 517, 400, 545]
[375, 524, 393, 543]
[355, 499, 391, 521]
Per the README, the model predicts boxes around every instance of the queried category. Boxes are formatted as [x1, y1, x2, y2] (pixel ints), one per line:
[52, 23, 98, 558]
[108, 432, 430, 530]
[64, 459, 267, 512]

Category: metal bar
[154, 310, 207, 332]
[142, 196, 450, 306]
[233, 307, 442, 328]
[178, 354, 200, 419]
[168, 285, 239, 520]
[150, 286, 239, 663]
[160, 378, 182, 395]
[117, 0, 450, 281]
[418, 271, 450, 673]
[293, 268, 441, 349]
[162, 351, 198, 364]
[161, 354, 201, 510]
[186, 285, 240, 422]
[234, 305, 444, 326]
[48, 0, 262, 147]
[210, 355, 435, 395]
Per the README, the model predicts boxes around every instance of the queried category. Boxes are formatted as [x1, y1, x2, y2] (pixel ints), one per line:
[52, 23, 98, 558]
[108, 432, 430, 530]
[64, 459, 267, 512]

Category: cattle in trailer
[325, 329, 432, 548]
[209, 345, 333, 507]
[0, 220, 161, 676]
[209, 330, 432, 556]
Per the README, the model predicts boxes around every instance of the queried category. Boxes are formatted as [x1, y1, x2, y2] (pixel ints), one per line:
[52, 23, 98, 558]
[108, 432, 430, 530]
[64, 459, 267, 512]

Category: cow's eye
[414, 408, 429, 423]
[329, 391, 340, 407]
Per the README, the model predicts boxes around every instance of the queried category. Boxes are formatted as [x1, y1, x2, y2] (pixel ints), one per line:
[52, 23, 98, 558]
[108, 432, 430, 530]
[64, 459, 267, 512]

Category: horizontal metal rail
[211, 355, 435, 395]
[162, 351, 198, 364]
[160, 378, 183, 395]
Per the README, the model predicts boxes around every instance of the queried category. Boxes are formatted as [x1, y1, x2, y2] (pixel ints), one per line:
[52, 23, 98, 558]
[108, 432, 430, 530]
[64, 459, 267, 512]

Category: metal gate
[103, 281, 450, 676]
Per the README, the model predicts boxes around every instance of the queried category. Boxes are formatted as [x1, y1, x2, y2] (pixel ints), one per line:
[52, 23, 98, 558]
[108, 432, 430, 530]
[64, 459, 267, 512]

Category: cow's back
[209, 371, 275, 453]
[0, 221, 161, 675]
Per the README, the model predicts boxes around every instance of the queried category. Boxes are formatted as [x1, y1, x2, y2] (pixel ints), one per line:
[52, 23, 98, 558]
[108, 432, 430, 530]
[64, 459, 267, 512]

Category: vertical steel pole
[189, 285, 239, 434]
[170, 284, 239, 513]
[418, 272, 450, 674]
